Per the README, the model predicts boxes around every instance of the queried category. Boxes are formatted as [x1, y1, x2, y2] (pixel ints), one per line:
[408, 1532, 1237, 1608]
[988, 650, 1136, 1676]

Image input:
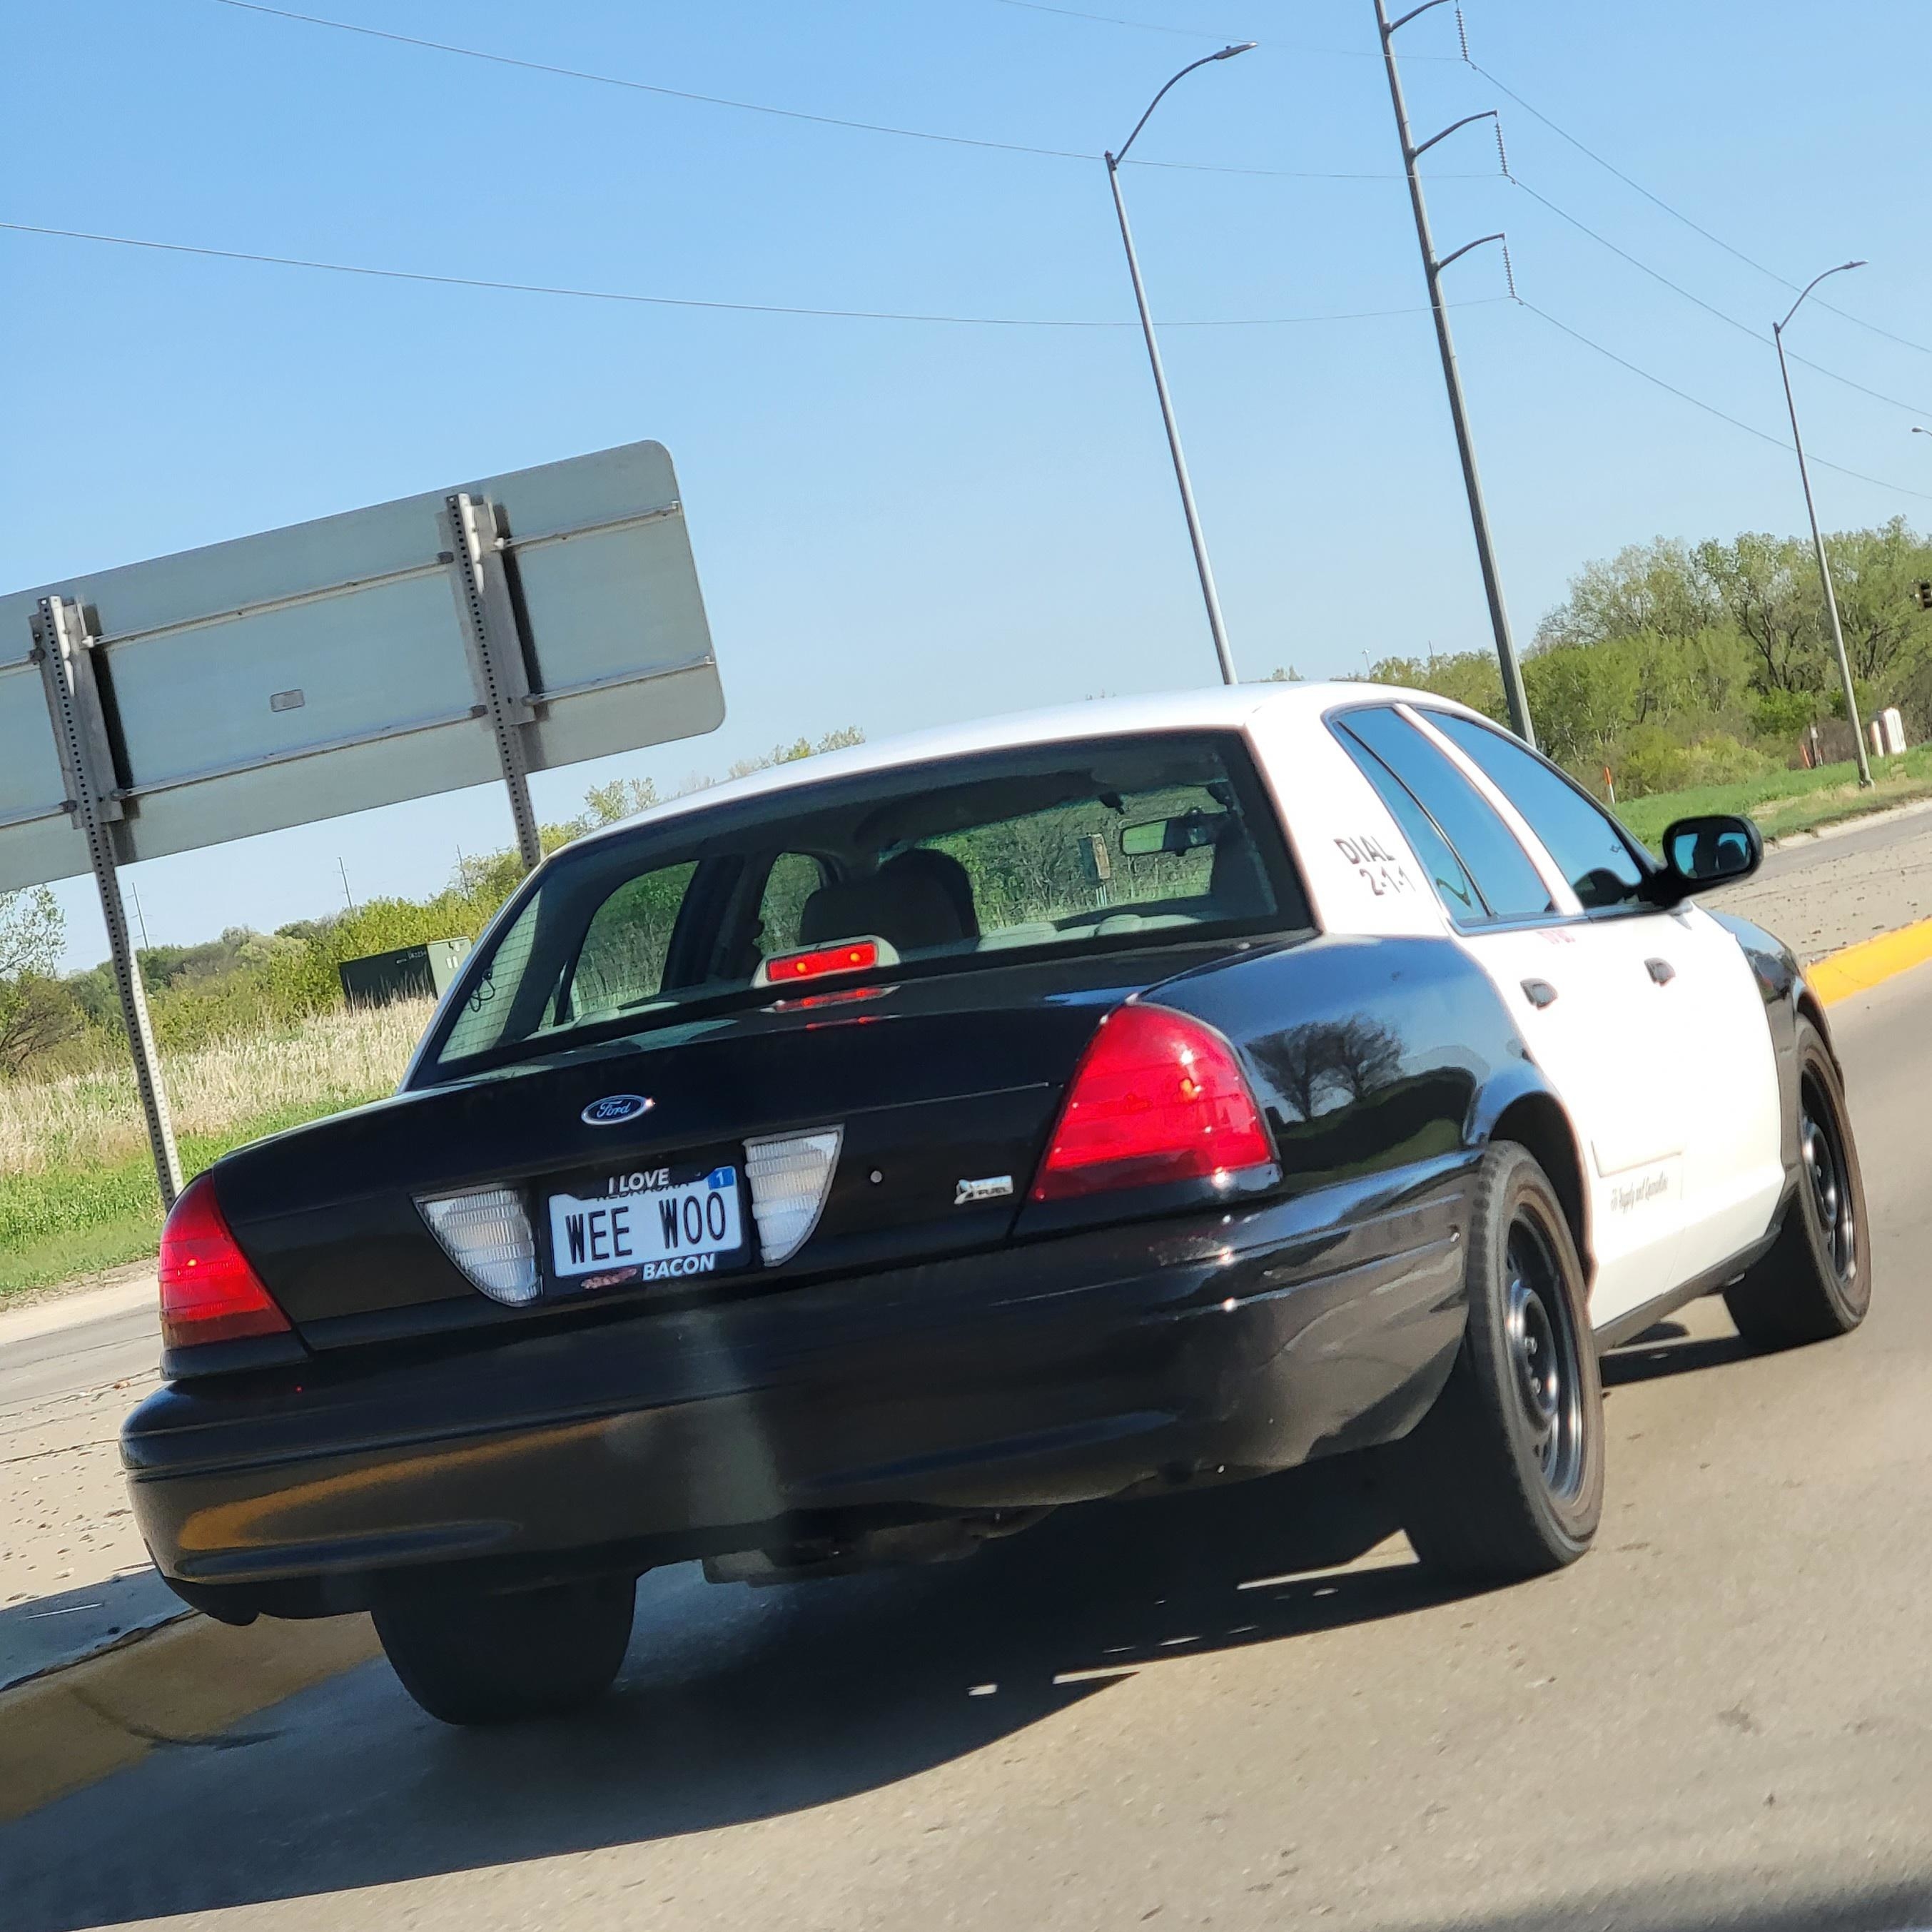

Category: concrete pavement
[4, 952, 1932, 1927]
[0, 1274, 171, 1692]
[1711, 799, 1932, 963]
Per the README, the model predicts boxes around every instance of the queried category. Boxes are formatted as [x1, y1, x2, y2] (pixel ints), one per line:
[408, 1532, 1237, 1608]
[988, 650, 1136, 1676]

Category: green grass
[0, 1097, 364, 1303]
[1617, 744, 1932, 848]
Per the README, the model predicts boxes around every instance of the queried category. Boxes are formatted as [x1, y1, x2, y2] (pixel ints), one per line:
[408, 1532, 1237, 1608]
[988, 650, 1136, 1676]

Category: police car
[122, 685, 1866, 1724]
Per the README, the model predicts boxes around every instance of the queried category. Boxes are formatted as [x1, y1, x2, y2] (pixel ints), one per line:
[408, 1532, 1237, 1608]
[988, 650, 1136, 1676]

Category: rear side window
[1426, 712, 1648, 911]
[1334, 708, 1554, 924]
[569, 861, 700, 1017]
[1340, 736, 1482, 921]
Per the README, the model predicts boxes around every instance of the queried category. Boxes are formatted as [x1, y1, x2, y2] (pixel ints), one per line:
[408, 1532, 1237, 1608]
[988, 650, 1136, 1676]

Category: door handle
[1646, 957, 1676, 986]
[1520, 978, 1558, 1009]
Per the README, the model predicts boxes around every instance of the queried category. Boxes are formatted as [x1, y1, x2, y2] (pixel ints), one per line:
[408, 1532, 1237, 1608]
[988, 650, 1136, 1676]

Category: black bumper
[123, 1162, 1472, 1613]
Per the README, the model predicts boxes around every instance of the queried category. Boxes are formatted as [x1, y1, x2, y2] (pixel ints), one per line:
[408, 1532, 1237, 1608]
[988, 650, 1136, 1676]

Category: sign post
[445, 492, 543, 874]
[32, 595, 183, 1205]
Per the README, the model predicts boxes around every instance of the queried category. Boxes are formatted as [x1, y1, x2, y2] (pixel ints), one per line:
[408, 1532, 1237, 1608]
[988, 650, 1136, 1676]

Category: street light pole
[1775, 261, 1872, 788]
[1372, 0, 1533, 747]
[1106, 43, 1255, 688]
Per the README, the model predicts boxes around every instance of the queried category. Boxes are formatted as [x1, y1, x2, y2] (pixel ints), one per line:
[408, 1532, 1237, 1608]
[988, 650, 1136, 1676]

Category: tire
[374, 1574, 637, 1726]
[1724, 1018, 1869, 1350]
[1394, 1143, 1604, 1582]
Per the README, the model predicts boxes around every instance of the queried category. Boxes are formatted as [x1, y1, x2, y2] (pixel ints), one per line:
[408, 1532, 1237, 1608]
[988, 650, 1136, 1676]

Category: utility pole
[1776, 261, 1873, 787]
[1372, 0, 1533, 747]
[338, 857, 355, 911]
[1104, 42, 1256, 688]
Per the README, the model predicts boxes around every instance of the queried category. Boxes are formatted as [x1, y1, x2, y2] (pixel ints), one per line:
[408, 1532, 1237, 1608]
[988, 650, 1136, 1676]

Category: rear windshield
[422, 730, 1307, 1076]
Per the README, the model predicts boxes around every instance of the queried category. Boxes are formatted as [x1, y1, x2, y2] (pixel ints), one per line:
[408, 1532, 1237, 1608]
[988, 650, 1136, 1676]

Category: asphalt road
[1710, 799, 1932, 962]
[9, 971, 1932, 1931]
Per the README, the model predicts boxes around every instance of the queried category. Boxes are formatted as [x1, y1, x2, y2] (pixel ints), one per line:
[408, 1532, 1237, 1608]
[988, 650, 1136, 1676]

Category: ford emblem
[581, 1093, 654, 1127]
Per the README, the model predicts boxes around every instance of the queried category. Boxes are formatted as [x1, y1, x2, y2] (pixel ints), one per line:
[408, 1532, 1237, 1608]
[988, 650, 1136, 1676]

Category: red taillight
[765, 940, 880, 983]
[1031, 1004, 1274, 1202]
[158, 1173, 291, 1350]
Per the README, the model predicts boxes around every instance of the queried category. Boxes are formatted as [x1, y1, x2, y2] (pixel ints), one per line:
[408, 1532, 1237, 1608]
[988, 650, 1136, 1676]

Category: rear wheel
[374, 1574, 636, 1726]
[1724, 1019, 1868, 1349]
[1394, 1143, 1604, 1582]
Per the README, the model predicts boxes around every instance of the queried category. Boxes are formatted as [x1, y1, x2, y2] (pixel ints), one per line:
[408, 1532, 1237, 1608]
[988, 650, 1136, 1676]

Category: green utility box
[338, 937, 472, 1008]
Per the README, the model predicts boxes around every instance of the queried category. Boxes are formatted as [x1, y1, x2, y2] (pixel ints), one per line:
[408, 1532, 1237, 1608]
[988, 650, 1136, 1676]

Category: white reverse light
[744, 1128, 843, 1265]
[418, 1184, 540, 1305]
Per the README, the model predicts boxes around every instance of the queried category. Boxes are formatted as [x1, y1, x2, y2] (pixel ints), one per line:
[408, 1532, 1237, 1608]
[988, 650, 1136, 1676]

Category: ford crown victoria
[121, 686, 1866, 1724]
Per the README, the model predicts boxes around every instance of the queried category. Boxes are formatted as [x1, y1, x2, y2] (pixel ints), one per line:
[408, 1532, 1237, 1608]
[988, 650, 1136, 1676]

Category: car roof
[579, 680, 1470, 848]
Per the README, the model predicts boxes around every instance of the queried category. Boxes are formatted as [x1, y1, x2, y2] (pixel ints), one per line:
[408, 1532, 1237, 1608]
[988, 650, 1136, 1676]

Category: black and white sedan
[123, 686, 1867, 1723]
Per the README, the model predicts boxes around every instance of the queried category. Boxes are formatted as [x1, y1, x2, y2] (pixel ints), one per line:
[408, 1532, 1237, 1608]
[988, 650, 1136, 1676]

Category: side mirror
[1649, 814, 1763, 904]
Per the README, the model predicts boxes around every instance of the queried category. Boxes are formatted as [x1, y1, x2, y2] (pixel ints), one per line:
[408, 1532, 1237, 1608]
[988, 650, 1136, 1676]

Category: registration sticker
[547, 1164, 745, 1284]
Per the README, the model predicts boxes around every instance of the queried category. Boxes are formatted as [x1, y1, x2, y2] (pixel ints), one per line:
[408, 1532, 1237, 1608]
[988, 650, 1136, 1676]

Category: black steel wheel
[1726, 1018, 1868, 1349]
[1394, 1142, 1604, 1582]
[1503, 1215, 1589, 1509]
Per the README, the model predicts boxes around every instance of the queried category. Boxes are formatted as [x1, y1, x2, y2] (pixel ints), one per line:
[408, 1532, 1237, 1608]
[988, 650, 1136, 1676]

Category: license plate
[546, 1164, 745, 1285]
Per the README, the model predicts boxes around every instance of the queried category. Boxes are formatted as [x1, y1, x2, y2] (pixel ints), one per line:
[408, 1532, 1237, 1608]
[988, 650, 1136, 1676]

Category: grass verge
[1618, 744, 1932, 846]
[0, 1096, 388, 1303]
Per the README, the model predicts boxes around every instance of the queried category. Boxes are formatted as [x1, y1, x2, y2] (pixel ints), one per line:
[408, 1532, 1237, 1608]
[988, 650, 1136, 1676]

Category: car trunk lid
[213, 946, 1240, 1350]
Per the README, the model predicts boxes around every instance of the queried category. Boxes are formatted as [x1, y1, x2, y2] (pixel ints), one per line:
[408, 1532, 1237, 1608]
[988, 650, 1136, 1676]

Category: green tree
[1364, 651, 1506, 722]
[1534, 537, 1719, 650]
[0, 888, 76, 1073]
[1822, 516, 1932, 688]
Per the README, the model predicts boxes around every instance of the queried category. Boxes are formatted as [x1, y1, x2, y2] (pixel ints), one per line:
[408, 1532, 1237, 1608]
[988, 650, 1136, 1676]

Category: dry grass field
[0, 999, 433, 1299]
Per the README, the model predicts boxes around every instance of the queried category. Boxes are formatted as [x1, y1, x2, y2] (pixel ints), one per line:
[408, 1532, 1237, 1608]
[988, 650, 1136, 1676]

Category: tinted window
[1335, 734, 1484, 921]
[570, 861, 701, 1018]
[427, 733, 1308, 1076]
[1335, 709, 1554, 922]
[1428, 712, 1647, 911]
[757, 851, 828, 956]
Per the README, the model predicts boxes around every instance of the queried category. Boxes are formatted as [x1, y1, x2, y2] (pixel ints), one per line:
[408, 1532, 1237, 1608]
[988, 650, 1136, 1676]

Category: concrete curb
[1809, 915, 1932, 1007]
[0, 1604, 380, 1822]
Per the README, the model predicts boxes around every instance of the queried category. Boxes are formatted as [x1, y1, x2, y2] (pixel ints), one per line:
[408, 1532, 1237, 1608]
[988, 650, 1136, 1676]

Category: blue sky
[8, 0, 1932, 970]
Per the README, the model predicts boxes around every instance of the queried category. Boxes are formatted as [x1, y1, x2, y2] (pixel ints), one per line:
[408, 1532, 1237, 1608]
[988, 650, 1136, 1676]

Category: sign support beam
[445, 493, 544, 875]
[33, 596, 183, 1209]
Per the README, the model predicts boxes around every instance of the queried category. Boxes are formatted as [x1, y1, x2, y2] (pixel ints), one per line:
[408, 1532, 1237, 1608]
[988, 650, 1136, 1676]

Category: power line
[0, 218, 1507, 330]
[973, 0, 1455, 60]
[209, 0, 1418, 179]
[1470, 56, 1932, 361]
[1509, 176, 1932, 420]
[980, 0, 1228, 39]
[211, 0, 1091, 161]
[1515, 298, 1932, 505]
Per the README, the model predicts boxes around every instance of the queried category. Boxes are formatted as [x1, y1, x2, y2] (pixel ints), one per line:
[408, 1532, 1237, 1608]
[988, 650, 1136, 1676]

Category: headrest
[797, 862, 971, 955]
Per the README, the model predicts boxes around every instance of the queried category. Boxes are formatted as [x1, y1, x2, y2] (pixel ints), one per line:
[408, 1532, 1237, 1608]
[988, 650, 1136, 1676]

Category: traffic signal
[1916, 581, 1932, 612]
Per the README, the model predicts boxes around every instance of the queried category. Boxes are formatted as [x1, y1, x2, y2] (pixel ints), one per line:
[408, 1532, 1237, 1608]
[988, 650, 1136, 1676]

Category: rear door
[1418, 709, 1784, 1287]
[1328, 704, 1713, 1330]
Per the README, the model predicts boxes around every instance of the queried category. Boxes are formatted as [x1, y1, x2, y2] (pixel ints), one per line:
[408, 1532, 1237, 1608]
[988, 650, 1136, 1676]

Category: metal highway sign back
[0, 439, 721, 892]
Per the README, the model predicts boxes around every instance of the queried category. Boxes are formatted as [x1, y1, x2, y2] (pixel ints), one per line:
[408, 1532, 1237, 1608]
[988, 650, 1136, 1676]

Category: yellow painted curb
[0, 1607, 380, 1822]
[1809, 914, 1932, 1006]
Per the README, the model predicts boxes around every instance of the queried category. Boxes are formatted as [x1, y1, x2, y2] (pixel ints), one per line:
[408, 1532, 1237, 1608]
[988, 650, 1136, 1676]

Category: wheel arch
[1796, 984, 1836, 1061]
[1477, 1078, 1592, 1280]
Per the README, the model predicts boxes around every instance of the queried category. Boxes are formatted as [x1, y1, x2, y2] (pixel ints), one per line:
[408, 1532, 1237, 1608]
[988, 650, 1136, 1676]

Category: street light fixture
[1105, 42, 1256, 687]
[1774, 261, 1873, 787]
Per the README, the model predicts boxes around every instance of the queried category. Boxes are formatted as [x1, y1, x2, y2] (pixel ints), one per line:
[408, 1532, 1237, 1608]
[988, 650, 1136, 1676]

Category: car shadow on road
[5, 1459, 1492, 1930]
[1603, 1318, 1759, 1389]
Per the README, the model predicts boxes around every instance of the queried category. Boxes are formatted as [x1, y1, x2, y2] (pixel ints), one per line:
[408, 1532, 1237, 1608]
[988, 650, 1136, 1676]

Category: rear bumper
[123, 1163, 1472, 1612]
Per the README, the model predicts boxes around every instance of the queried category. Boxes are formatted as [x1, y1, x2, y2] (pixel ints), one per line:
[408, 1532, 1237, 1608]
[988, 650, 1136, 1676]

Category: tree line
[1370, 517, 1932, 796]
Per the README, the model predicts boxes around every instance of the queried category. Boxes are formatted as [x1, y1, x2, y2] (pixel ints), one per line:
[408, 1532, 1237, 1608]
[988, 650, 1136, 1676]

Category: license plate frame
[542, 1158, 750, 1293]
